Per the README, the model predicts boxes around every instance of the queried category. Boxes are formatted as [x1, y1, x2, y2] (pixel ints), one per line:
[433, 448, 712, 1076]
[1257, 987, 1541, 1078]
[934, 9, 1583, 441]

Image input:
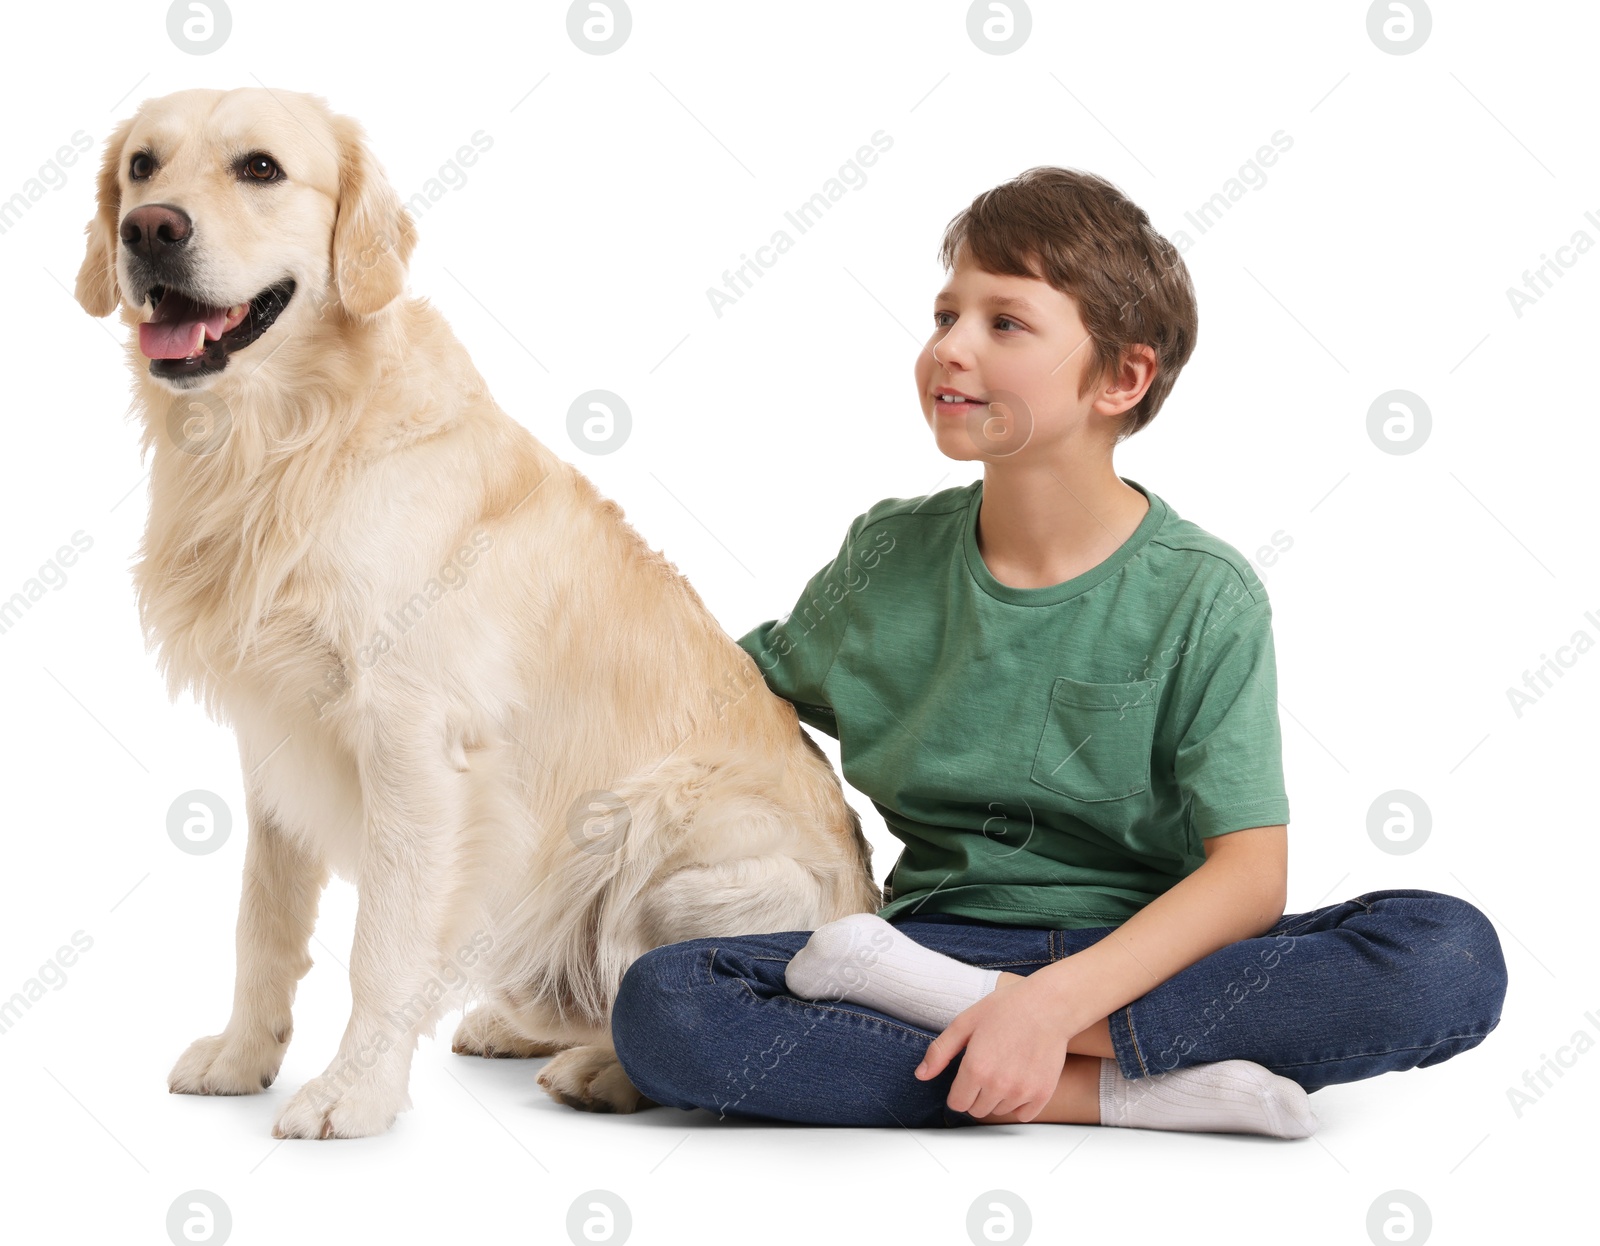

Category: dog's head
[74, 87, 417, 390]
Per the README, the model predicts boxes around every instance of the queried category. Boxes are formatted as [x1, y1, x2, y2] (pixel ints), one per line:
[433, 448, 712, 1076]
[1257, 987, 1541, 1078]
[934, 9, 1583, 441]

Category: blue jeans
[610, 888, 1507, 1127]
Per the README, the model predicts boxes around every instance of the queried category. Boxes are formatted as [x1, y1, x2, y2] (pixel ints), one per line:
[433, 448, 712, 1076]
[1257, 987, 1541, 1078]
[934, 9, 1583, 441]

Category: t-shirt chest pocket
[1029, 676, 1159, 802]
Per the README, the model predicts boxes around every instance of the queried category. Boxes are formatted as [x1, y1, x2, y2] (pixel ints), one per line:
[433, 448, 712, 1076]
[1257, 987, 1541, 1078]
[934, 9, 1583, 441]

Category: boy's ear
[328, 111, 417, 318]
[74, 114, 137, 318]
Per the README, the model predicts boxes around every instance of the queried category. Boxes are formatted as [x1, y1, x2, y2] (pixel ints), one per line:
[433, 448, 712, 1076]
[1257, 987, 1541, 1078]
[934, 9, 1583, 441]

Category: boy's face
[915, 243, 1147, 461]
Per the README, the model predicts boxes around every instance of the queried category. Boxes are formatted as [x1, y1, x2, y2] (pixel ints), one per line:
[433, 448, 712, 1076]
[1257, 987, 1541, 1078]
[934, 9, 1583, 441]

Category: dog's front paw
[169, 1029, 288, 1096]
[536, 1045, 656, 1113]
[271, 1072, 410, 1139]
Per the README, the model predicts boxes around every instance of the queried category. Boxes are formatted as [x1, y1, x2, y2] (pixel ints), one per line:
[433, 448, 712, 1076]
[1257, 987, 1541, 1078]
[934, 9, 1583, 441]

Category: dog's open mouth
[141, 279, 296, 380]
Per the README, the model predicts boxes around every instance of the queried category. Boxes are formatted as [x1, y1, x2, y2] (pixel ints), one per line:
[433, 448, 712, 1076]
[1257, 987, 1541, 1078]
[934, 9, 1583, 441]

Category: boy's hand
[914, 973, 1073, 1121]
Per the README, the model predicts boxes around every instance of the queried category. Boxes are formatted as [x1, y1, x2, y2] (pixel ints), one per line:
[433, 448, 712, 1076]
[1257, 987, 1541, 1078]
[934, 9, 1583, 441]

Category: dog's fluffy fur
[75, 87, 877, 1139]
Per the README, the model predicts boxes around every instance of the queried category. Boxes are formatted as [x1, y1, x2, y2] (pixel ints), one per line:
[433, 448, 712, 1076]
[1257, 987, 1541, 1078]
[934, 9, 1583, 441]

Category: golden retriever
[74, 87, 878, 1139]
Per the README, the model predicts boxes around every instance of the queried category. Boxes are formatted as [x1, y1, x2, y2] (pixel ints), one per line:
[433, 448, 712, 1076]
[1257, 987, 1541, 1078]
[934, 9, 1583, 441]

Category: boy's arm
[1022, 824, 1287, 1034]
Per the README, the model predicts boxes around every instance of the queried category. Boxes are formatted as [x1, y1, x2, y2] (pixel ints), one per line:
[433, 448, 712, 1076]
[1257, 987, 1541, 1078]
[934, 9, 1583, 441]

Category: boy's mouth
[934, 388, 989, 413]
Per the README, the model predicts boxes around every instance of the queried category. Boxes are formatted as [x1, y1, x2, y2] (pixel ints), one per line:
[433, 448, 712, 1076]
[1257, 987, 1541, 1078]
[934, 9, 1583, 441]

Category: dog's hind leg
[169, 789, 329, 1097]
[537, 1042, 657, 1114]
[536, 853, 841, 1115]
[451, 1002, 575, 1058]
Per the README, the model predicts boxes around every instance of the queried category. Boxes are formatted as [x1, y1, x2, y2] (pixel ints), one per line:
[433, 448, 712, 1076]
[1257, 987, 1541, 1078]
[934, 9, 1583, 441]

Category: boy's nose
[931, 326, 978, 370]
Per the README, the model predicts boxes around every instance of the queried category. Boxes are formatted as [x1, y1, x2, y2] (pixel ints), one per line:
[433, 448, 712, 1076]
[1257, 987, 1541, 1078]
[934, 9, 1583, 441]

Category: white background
[0, 0, 1593, 1242]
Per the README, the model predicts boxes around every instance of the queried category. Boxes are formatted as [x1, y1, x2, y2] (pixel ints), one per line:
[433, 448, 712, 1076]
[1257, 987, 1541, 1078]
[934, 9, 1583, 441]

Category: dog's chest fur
[134, 460, 392, 877]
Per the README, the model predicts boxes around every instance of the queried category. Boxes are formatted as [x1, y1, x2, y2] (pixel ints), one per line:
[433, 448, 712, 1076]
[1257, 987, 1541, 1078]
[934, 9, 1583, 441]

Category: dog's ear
[329, 112, 417, 318]
[75, 115, 137, 318]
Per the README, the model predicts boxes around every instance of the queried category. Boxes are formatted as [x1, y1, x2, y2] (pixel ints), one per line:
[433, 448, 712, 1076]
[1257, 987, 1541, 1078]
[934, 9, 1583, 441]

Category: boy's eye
[932, 310, 1024, 332]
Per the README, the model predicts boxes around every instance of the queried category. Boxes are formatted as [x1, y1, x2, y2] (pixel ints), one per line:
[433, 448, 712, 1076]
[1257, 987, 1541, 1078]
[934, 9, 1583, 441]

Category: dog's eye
[129, 152, 154, 181]
[240, 153, 283, 183]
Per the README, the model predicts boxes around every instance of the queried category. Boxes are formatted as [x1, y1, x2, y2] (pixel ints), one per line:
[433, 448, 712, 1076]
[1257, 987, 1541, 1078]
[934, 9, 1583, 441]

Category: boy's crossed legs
[611, 891, 1501, 1134]
[784, 911, 1319, 1137]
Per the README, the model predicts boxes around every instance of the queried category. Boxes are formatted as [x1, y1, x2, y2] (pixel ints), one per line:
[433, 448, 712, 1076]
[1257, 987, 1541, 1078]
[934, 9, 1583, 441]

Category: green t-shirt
[734, 476, 1290, 930]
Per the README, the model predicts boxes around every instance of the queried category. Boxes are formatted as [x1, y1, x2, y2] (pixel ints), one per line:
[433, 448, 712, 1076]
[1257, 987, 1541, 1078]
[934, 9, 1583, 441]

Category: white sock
[1098, 1057, 1320, 1138]
[784, 912, 1001, 1032]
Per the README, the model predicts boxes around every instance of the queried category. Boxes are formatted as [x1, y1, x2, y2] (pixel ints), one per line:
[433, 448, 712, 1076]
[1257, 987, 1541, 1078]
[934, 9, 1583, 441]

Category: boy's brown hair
[938, 166, 1198, 444]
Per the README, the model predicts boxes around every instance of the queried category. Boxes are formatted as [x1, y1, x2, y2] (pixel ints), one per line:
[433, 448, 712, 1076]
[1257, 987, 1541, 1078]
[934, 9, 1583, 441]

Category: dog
[73, 87, 878, 1139]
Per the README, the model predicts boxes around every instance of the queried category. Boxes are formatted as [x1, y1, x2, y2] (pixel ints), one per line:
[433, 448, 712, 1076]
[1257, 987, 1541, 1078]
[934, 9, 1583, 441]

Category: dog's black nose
[120, 203, 192, 262]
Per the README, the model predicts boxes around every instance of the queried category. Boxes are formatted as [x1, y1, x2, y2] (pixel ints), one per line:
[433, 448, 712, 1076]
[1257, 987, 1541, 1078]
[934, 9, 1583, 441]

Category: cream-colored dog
[74, 87, 877, 1139]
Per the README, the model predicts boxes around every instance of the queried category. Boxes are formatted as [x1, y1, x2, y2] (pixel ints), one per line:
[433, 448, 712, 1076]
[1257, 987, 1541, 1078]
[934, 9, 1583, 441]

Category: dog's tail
[486, 748, 875, 1026]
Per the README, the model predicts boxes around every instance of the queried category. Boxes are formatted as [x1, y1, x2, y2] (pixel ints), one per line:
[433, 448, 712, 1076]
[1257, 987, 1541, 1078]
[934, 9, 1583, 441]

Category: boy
[610, 167, 1506, 1135]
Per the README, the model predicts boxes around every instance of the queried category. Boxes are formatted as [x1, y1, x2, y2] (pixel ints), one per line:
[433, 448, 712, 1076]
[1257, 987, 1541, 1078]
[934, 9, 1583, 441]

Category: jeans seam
[1272, 895, 1371, 938]
[1125, 1005, 1150, 1076]
[1269, 1031, 1496, 1068]
[733, 975, 940, 1043]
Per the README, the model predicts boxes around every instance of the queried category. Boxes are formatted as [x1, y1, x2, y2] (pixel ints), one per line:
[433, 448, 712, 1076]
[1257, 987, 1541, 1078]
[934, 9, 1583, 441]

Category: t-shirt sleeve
[734, 513, 867, 740]
[1173, 596, 1291, 838]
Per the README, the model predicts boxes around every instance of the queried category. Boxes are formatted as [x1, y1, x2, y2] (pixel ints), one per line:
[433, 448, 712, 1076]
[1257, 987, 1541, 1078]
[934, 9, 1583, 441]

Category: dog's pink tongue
[139, 319, 209, 359]
[138, 293, 231, 360]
